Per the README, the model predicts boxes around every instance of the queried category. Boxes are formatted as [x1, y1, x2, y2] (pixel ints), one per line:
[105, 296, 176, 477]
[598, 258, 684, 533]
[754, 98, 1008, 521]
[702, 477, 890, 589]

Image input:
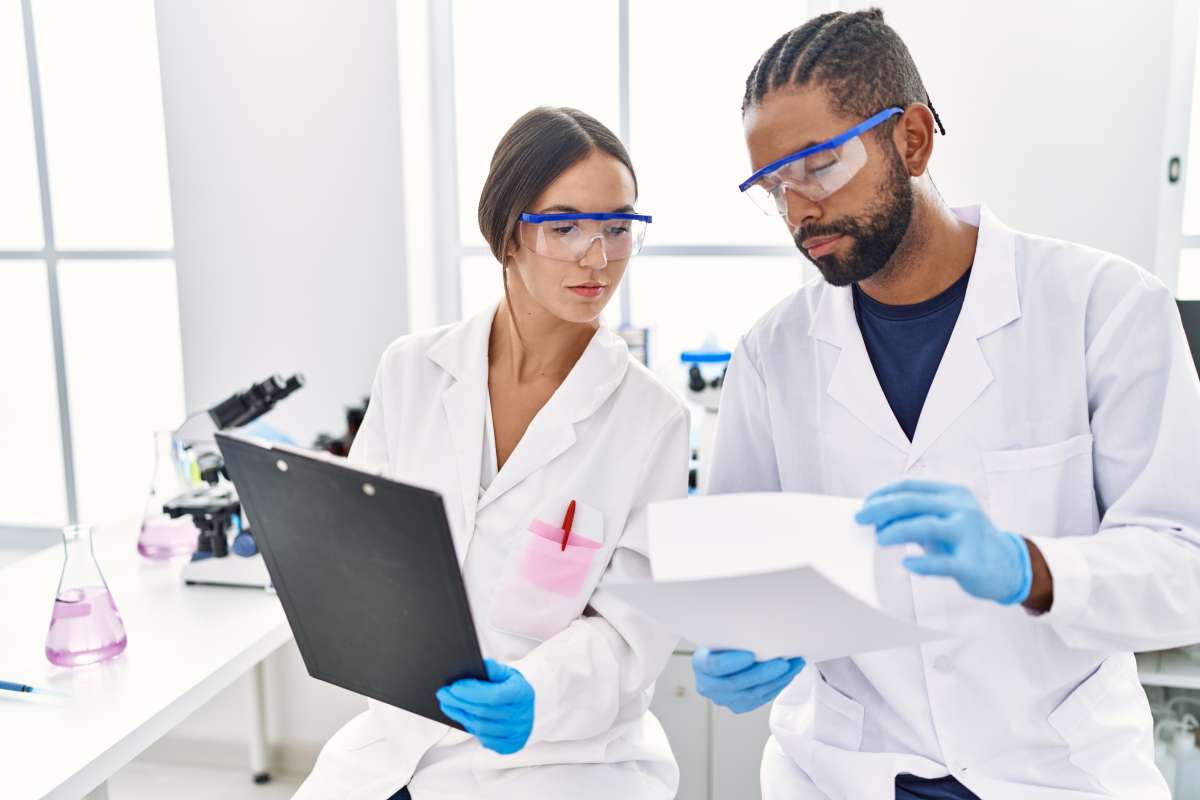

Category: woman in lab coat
[294, 106, 688, 800]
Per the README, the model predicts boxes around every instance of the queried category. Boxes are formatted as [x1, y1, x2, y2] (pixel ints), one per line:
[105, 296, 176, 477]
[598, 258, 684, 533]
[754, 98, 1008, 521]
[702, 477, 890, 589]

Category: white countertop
[0, 522, 291, 799]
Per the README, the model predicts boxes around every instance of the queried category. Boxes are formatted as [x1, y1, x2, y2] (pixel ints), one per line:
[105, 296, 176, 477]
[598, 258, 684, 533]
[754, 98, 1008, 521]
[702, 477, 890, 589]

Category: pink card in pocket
[517, 518, 602, 596]
[527, 518, 601, 549]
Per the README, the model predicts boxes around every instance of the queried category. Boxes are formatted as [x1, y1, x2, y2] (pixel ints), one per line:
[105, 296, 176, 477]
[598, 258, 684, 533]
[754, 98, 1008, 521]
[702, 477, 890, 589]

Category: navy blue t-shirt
[895, 774, 982, 800]
[853, 269, 972, 441]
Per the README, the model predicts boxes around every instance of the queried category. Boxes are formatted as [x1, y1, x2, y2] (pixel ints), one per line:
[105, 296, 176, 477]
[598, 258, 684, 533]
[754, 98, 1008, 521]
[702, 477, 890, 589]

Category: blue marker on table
[0, 679, 67, 697]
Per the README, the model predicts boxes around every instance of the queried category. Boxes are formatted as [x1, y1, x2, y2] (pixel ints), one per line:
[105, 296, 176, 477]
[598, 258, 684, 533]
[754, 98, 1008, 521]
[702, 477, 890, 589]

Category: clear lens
[519, 217, 648, 262]
[743, 135, 869, 217]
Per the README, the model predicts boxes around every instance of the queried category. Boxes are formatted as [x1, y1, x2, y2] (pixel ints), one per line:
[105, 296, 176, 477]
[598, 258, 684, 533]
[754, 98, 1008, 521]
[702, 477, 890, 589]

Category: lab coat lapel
[811, 283, 912, 455]
[905, 206, 1021, 468]
[477, 326, 630, 512]
[426, 305, 493, 553]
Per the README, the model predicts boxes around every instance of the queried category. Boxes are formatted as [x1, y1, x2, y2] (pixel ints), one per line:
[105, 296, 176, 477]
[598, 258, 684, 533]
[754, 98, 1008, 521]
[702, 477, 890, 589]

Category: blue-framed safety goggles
[738, 107, 904, 216]
[517, 212, 652, 262]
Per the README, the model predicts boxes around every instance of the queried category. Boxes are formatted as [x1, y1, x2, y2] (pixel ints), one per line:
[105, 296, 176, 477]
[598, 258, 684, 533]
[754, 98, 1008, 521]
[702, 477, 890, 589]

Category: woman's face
[505, 149, 638, 325]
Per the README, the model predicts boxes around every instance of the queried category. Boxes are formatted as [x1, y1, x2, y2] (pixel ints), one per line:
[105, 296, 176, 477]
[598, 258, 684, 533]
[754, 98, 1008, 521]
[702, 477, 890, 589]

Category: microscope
[170, 374, 304, 588]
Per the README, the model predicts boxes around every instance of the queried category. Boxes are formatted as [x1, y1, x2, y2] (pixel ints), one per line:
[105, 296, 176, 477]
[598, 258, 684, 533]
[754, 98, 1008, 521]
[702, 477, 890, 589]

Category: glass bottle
[45, 524, 128, 667]
[137, 430, 198, 559]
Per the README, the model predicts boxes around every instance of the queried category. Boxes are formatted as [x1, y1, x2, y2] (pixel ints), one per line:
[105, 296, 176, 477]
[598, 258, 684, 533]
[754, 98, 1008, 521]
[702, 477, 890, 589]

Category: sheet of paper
[608, 566, 947, 661]
[614, 493, 950, 661]
[648, 493, 879, 605]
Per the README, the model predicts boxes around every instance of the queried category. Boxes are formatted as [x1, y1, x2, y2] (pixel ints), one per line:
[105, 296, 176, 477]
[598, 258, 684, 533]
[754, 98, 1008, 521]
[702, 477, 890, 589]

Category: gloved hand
[436, 658, 534, 755]
[692, 649, 806, 714]
[855, 480, 1033, 605]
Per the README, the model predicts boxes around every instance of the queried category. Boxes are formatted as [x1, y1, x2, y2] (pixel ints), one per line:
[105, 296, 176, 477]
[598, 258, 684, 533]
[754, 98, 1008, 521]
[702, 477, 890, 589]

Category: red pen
[560, 500, 576, 551]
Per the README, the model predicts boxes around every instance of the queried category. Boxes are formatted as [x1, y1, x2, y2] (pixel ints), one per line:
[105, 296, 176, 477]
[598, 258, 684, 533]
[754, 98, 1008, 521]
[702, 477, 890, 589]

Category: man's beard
[794, 149, 915, 287]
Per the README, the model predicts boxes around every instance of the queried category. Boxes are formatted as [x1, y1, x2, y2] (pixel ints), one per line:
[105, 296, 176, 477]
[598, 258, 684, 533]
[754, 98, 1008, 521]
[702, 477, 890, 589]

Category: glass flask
[137, 430, 198, 559]
[45, 524, 128, 667]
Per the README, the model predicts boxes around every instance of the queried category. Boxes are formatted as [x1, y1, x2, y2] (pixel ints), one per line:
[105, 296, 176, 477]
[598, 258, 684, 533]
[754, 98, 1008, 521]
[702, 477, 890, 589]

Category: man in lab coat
[694, 8, 1200, 799]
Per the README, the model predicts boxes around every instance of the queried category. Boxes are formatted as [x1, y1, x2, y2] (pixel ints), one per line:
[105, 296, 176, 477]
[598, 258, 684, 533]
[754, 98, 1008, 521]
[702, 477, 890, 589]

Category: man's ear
[893, 103, 936, 178]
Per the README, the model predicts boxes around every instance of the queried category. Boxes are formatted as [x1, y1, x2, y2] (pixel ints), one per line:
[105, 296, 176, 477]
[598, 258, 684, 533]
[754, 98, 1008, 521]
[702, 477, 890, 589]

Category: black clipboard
[215, 432, 486, 729]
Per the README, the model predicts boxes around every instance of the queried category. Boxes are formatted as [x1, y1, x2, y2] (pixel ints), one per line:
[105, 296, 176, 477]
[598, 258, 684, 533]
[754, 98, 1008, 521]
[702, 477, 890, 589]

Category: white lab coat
[707, 206, 1200, 799]
[295, 304, 688, 800]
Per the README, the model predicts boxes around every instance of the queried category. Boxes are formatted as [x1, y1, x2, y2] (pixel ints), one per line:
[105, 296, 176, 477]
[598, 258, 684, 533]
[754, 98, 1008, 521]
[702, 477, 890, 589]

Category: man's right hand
[692, 649, 806, 713]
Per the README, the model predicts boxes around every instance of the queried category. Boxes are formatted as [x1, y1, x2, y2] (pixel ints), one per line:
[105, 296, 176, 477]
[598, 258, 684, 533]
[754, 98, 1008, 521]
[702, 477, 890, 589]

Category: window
[1, 1, 183, 533]
[440, 0, 814, 379]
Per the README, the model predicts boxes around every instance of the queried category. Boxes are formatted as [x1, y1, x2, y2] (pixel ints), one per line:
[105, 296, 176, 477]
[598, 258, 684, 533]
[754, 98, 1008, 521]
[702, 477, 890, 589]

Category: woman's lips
[569, 284, 605, 298]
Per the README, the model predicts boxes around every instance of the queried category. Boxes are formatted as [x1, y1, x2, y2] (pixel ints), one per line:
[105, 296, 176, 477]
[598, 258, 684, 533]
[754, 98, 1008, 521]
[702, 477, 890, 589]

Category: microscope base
[182, 552, 272, 589]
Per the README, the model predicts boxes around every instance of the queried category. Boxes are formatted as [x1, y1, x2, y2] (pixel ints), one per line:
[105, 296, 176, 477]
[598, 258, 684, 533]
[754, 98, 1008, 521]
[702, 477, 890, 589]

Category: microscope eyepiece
[207, 372, 305, 430]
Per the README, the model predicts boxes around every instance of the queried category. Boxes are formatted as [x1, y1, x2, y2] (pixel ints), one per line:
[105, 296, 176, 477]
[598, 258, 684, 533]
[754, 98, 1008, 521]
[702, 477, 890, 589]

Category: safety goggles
[738, 107, 904, 218]
[517, 212, 652, 263]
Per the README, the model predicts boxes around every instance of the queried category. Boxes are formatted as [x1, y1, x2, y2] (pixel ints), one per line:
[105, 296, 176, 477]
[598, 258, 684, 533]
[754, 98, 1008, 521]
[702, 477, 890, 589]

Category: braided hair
[742, 8, 945, 138]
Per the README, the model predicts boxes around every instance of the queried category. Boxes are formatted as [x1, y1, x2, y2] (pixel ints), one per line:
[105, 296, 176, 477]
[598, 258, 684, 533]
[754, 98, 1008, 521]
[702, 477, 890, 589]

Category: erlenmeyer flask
[137, 430, 198, 559]
[45, 524, 128, 667]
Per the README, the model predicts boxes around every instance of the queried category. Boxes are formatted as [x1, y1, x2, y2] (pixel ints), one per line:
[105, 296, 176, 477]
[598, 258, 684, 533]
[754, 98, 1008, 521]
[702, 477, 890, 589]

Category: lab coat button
[909, 461, 927, 474]
[933, 655, 952, 672]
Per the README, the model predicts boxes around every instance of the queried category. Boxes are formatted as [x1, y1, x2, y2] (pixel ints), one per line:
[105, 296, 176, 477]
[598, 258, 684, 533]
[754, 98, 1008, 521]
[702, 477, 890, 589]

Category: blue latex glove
[855, 480, 1033, 605]
[436, 659, 534, 755]
[692, 649, 806, 713]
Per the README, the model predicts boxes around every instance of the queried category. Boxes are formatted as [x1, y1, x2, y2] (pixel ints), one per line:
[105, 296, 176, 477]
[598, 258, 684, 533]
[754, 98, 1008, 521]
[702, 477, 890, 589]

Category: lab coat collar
[427, 306, 493, 549]
[809, 205, 1021, 464]
[427, 302, 631, 523]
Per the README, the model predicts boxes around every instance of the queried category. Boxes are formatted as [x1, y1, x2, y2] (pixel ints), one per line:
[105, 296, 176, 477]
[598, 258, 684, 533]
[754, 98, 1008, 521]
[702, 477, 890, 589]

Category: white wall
[155, 0, 410, 447]
[152, 0, 410, 761]
[844, 0, 1177, 272]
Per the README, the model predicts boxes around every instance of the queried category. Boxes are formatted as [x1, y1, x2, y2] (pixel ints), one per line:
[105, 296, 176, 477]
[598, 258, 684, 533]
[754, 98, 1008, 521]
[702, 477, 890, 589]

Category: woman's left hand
[436, 658, 535, 755]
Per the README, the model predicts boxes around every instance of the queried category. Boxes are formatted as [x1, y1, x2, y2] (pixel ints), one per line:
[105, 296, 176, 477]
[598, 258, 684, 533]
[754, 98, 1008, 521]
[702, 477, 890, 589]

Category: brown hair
[478, 106, 638, 267]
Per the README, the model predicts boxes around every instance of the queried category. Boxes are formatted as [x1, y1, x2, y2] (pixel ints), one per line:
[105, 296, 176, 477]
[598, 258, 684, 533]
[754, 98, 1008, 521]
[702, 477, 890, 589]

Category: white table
[0, 521, 291, 800]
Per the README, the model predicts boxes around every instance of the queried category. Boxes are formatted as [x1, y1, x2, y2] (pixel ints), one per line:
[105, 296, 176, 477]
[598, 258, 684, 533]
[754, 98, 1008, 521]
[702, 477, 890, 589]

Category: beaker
[137, 430, 198, 559]
[45, 524, 128, 667]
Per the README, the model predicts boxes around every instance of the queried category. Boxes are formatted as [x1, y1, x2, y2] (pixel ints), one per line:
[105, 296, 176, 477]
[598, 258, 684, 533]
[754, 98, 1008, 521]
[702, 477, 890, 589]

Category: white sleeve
[511, 408, 689, 744]
[705, 337, 782, 495]
[346, 355, 390, 474]
[1031, 277, 1200, 651]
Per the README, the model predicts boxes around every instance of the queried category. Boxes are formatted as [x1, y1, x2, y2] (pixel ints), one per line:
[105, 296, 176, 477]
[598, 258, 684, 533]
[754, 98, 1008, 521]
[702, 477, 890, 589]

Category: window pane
[1185, 19, 1200, 234]
[59, 261, 185, 526]
[630, 255, 812, 375]
[1178, 249, 1200, 298]
[453, 0, 620, 250]
[32, 0, 173, 249]
[462, 254, 504, 321]
[0, 262, 67, 526]
[629, 2, 807, 246]
[0, 3, 43, 249]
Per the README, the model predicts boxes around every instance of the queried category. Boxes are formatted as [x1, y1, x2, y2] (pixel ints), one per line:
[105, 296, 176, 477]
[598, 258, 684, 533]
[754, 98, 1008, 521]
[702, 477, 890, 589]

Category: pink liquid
[137, 515, 198, 559]
[45, 586, 128, 667]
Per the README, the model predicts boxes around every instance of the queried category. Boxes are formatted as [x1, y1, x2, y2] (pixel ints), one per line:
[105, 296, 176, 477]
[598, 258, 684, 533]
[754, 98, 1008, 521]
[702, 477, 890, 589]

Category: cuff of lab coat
[1027, 535, 1092, 626]
[511, 649, 559, 746]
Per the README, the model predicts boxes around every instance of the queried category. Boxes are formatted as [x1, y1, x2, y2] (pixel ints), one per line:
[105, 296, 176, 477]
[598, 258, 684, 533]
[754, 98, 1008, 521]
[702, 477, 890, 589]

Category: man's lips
[802, 234, 845, 258]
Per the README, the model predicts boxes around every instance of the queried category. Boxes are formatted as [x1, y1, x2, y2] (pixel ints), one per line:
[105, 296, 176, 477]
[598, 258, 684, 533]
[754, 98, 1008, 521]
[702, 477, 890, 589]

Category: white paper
[608, 566, 946, 661]
[611, 493, 949, 661]
[647, 493, 879, 605]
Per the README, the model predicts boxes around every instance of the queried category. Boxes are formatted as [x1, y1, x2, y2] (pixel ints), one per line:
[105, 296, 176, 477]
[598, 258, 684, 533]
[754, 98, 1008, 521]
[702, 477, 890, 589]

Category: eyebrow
[534, 204, 636, 214]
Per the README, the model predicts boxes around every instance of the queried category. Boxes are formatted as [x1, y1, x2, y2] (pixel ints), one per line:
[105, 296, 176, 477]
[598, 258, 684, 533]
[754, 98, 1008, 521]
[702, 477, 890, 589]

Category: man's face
[743, 86, 914, 286]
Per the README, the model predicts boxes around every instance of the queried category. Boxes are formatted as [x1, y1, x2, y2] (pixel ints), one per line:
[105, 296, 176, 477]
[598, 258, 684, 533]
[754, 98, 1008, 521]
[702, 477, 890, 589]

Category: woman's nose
[579, 236, 608, 269]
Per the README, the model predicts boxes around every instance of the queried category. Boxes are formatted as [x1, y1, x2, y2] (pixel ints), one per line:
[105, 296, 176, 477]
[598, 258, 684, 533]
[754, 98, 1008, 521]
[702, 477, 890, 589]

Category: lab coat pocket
[489, 502, 606, 642]
[983, 434, 1097, 538]
[1047, 654, 1152, 794]
[812, 673, 865, 752]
